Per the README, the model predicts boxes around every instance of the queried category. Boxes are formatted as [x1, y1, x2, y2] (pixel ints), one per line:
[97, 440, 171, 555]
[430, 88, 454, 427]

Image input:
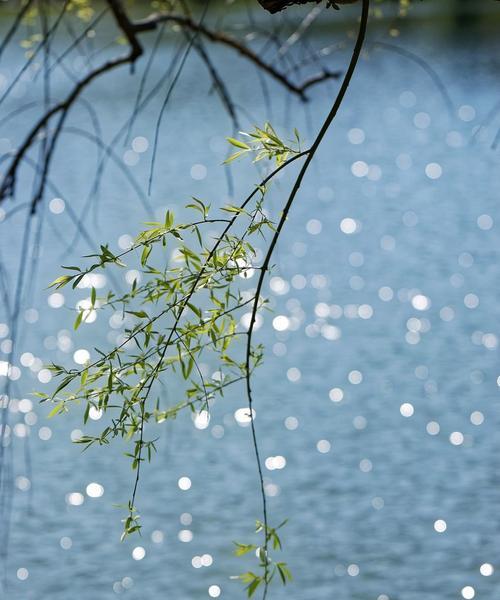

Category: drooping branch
[133, 13, 341, 99]
[0, 0, 144, 207]
[0, 0, 342, 209]
[244, 0, 369, 596]
[0, 51, 135, 204]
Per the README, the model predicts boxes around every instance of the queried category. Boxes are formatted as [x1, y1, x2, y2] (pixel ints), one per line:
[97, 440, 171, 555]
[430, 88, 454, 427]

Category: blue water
[1, 5, 500, 600]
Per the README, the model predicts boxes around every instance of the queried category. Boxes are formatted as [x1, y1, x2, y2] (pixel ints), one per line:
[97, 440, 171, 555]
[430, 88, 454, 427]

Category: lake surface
[1, 4, 500, 599]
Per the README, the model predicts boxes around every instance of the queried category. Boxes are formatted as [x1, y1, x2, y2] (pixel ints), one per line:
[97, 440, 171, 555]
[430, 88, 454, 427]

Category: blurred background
[0, 1, 500, 599]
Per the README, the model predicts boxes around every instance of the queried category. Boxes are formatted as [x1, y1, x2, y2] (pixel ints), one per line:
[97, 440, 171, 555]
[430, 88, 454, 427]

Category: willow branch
[0, 0, 143, 206]
[244, 1, 370, 597]
[133, 13, 340, 99]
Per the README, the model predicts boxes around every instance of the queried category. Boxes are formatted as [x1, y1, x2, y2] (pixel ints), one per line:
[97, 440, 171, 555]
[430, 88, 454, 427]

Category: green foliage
[225, 122, 301, 166]
[41, 123, 303, 597]
[45, 200, 268, 532]
[233, 520, 292, 597]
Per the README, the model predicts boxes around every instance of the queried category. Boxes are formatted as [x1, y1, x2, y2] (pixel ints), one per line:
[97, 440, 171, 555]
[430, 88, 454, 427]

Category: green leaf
[247, 577, 262, 597]
[164, 210, 174, 229]
[223, 150, 249, 165]
[141, 245, 152, 267]
[126, 310, 148, 318]
[276, 562, 292, 584]
[48, 275, 73, 289]
[74, 310, 83, 330]
[83, 402, 90, 424]
[233, 542, 257, 556]
[227, 137, 250, 150]
[187, 302, 201, 318]
[47, 402, 65, 418]
[72, 274, 85, 289]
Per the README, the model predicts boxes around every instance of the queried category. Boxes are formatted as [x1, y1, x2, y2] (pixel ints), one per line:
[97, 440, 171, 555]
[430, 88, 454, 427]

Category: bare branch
[133, 13, 340, 99]
[0, 0, 144, 207]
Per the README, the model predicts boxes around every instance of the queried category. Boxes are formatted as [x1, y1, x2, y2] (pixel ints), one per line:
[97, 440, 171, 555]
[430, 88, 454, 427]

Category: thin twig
[0, 0, 35, 60]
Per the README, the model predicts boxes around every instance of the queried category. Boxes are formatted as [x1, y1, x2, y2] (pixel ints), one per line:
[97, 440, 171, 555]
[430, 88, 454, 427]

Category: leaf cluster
[225, 123, 301, 166]
[233, 520, 292, 597]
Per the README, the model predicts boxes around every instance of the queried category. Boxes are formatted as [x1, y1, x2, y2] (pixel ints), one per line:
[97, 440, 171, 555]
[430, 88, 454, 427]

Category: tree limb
[133, 13, 340, 99]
